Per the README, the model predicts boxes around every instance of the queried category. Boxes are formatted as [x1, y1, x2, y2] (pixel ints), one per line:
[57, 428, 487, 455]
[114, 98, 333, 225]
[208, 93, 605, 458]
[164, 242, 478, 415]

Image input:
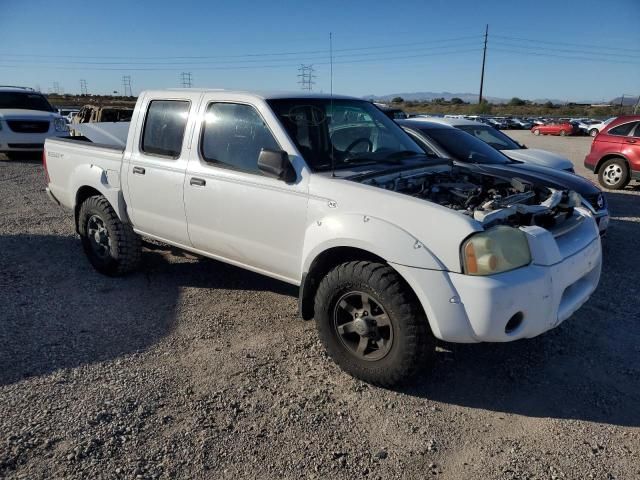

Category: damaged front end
[356, 165, 583, 230]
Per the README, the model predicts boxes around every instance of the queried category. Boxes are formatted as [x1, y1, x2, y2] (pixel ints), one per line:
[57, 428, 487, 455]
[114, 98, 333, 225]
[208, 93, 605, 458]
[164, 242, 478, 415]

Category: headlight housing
[54, 117, 69, 132]
[461, 226, 531, 276]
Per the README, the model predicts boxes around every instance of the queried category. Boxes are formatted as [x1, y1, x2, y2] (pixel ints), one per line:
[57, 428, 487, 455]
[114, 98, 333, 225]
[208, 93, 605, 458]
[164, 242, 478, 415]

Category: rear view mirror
[258, 149, 296, 182]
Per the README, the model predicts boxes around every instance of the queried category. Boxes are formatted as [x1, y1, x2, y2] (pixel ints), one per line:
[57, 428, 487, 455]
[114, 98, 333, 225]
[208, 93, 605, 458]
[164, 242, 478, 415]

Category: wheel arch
[594, 153, 630, 174]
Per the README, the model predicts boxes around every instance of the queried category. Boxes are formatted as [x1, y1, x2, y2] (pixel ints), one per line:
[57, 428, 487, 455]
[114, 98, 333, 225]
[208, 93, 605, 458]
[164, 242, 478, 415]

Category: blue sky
[1, 0, 638, 101]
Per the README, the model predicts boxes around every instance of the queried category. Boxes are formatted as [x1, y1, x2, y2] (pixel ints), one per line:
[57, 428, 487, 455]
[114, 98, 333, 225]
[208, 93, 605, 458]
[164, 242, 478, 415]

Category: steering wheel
[344, 138, 373, 156]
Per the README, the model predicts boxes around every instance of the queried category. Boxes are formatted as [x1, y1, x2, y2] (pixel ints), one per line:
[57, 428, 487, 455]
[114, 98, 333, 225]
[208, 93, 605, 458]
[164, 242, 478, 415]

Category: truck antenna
[330, 32, 336, 178]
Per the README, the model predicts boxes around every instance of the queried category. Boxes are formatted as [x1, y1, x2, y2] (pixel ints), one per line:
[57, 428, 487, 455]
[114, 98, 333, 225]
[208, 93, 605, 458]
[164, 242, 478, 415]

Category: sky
[1, 0, 639, 102]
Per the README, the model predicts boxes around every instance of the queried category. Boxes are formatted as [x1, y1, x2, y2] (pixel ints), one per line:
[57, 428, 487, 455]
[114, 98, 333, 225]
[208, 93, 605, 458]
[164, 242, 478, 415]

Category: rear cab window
[141, 100, 190, 158]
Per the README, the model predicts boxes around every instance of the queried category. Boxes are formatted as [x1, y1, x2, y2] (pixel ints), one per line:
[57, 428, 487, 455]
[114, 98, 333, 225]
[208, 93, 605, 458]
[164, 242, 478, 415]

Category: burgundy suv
[584, 115, 640, 189]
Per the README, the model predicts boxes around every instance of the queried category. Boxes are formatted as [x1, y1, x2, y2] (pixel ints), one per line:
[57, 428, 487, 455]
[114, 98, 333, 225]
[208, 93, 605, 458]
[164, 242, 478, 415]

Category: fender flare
[70, 164, 130, 226]
[298, 213, 446, 320]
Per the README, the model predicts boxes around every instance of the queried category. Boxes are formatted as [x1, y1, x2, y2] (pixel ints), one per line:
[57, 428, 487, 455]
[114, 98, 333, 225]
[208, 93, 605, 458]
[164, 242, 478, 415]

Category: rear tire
[560, 130, 567, 136]
[533, 129, 540, 136]
[314, 261, 433, 387]
[598, 158, 629, 190]
[78, 195, 141, 276]
[589, 129, 598, 137]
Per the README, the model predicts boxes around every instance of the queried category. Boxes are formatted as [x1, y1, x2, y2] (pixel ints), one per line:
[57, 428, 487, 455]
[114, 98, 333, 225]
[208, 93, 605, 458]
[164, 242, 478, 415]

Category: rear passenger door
[125, 94, 201, 246]
[599, 120, 638, 154]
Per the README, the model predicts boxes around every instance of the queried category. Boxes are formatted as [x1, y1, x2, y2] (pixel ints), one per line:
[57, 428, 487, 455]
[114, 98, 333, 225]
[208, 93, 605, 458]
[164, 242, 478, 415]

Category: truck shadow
[403, 213, 640, 427]
[0, 234, 295, 387]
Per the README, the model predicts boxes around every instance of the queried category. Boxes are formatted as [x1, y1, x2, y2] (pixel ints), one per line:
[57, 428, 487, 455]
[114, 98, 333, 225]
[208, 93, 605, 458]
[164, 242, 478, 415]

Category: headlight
[54, 117, 69, 132]
[461, 226, 531, 276]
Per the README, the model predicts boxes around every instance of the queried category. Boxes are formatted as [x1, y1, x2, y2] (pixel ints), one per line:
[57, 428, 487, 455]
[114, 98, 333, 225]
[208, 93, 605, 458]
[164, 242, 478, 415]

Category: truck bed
[45, 136, 125, 211]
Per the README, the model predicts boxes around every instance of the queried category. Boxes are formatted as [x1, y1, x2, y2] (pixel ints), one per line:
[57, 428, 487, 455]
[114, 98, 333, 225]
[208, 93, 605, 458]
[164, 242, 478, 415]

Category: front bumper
[393, 216, 602, 343]
[0, 124, 68, 152]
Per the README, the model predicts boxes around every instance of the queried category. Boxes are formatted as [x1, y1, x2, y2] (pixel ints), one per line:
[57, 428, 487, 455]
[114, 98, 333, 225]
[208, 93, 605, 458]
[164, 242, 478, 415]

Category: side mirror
[258, 149, 296, 182]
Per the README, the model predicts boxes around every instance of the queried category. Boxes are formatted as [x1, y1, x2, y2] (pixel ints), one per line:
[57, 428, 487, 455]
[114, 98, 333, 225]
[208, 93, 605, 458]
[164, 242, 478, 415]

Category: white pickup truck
[44, 89, 602, 386]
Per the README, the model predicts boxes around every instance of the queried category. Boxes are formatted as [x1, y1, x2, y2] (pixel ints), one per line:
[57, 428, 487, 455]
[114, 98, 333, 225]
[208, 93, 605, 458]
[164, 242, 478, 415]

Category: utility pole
[634, 95, 640, 114]
[619, 94, 625, 114]
[80, 79, 88, 95]
[478, 24, 488, 105]
[297, 64, 316, 91]
[180, 72, 193, 88]
[121, 75, 132, 97]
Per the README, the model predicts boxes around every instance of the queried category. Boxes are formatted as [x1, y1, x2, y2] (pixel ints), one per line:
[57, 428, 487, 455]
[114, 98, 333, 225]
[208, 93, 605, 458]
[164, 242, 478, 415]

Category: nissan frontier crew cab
[44, 89, 602, 386]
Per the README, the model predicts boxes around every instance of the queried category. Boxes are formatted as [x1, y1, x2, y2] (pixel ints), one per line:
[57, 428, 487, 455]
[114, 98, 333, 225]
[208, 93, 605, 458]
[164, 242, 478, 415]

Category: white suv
[0, 86, 69, 159]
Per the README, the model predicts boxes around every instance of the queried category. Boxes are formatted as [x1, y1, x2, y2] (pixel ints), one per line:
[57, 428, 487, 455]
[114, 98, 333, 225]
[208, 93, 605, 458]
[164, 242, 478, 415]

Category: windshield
[0, 92, 55, 112]
[418, 127, 511, 165]
[267, 98, 425, 171]
[456, 124, 522, 150]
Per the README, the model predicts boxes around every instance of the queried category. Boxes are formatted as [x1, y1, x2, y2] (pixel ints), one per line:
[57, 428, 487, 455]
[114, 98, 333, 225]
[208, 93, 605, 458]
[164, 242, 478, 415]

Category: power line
[0, 41, 482, 67]
[490, 47, 640, 65]
[0, 35, 483, 61]
[491, 40, 640, 59]
[492, 34, 640, 53]
[297, 64, 316, 91]
[180, 72, 193, 87]
[0, 48, 483, 72]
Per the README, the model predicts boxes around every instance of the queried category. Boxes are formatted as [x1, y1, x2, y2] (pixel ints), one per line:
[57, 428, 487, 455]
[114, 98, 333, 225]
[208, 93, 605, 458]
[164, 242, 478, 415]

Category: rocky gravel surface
[1, 135, 639, 479]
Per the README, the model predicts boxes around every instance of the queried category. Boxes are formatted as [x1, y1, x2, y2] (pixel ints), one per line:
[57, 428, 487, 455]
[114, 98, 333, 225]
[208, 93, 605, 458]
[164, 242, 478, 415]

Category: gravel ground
[1, 135, 639, 480]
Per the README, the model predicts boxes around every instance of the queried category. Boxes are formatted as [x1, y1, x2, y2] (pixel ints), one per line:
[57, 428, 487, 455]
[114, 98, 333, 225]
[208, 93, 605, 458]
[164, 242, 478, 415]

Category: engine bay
[357, 165, 581, 228]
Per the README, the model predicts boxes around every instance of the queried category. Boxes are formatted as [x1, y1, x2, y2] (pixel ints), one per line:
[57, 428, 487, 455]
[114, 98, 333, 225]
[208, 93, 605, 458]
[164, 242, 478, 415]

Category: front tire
[533, 129, 541, 136]
[78, 195, 141, 276]
[314, 261, 433, 387]
[559, 129, 567, 136]
[589, 129, 598, 137]
[598, 158, 629, 190]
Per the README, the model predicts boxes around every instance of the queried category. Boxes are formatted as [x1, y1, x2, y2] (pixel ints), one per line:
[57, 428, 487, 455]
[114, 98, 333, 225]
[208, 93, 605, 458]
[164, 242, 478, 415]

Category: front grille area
[6, 120, 50, 133]
[7, 143, 44, 149]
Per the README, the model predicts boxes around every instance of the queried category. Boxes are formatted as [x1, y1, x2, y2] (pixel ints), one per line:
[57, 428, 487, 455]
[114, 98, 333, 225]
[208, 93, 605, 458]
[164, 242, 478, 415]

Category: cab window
[608, 122, 638, 137]
[200, 103, 279, 174]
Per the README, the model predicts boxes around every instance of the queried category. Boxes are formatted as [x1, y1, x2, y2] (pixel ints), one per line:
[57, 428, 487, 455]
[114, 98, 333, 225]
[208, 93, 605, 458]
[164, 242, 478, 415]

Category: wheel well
[594, 154, 629, 174]
[74, 186, 102, 232]
[298, 247, 387, 320]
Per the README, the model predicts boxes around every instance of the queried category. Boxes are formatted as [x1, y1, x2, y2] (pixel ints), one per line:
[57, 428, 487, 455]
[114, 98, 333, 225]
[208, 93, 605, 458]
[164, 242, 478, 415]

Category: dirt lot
[1, 134, 639, 480]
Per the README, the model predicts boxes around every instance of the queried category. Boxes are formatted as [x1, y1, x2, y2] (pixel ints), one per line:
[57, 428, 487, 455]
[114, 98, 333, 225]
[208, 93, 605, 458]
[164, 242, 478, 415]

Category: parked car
[0, 86, 69, 159]
[531, 121, 578, 136]
[407, 117, 575, 171]
[58, 107, 80, 124]
[575, 119, 599, 135]
[584, 115, 640, 189]
[510, 118, 533, 129]
[44, 89, 602, 386]
[376, 105, 408, 120]
[587, 117, 616, 137]
[398, 120, 609, 234]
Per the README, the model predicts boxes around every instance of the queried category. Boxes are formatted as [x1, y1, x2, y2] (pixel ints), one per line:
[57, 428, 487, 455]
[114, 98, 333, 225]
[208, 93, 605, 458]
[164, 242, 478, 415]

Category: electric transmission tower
[121, 75, 133, 97]
[80, 79, 88, 95]
[180, 72, 193, 88]
[297, 64, 316, 91]
[52, 82, 61, 95]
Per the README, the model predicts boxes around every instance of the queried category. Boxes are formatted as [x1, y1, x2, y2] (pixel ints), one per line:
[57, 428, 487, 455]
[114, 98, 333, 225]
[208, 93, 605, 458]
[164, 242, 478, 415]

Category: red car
[584, 115, 640, 189]
[531, 121, 577, 136]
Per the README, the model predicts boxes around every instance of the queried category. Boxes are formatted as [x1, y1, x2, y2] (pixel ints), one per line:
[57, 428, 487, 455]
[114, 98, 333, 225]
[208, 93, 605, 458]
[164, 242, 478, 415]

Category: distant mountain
[364, 91, 639, 106]
[363, 91, 505, 104]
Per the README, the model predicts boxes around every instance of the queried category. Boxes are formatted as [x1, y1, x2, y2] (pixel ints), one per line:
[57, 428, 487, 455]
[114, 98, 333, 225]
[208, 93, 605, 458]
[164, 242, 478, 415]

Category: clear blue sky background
[1, 0, 638, 101]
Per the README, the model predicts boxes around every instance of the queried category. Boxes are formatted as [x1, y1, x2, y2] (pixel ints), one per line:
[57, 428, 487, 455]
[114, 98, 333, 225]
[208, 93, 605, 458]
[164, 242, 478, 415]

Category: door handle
[190, 177, 206, 187]
[132, 166, 146, 175]
[626, 139, 637, 144]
